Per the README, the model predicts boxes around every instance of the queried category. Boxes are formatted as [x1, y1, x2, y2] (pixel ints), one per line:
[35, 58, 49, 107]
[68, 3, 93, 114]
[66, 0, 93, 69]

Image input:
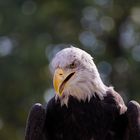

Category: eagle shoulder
[104, 88, 127, 115]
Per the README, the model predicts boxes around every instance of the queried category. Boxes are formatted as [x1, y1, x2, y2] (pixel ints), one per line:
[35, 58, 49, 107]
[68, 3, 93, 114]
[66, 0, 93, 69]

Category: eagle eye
[69, 62, 76, 69]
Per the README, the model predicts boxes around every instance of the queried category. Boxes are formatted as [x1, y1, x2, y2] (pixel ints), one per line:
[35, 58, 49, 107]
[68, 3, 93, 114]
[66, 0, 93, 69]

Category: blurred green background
[0, 0, 140, 139]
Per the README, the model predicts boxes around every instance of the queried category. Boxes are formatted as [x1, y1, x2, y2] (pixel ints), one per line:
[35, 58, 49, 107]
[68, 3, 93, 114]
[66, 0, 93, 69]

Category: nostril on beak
[59, 73, 63, 76]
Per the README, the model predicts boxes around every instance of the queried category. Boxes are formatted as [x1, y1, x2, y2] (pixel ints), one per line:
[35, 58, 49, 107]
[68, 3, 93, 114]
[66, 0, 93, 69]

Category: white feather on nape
[52, 46, 109, 106]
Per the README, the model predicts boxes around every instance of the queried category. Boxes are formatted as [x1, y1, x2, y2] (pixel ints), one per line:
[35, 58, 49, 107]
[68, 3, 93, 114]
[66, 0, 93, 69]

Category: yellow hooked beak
[53, 68, 75, 96]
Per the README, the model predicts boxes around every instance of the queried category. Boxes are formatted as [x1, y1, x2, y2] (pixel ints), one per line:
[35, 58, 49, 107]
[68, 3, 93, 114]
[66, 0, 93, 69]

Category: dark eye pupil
[70, 63, 75, 68]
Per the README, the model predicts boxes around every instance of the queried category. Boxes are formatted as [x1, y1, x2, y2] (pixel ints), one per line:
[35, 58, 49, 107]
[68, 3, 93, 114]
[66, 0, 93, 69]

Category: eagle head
[51, 46, 108, 105]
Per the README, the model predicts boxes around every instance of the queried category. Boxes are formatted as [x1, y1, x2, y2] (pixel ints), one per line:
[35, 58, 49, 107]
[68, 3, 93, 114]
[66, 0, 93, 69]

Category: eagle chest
[47, 99, 115, 140]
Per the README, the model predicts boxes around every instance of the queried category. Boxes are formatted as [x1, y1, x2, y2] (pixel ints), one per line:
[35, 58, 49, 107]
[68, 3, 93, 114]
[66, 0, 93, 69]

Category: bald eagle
[25, 47, 140, 140]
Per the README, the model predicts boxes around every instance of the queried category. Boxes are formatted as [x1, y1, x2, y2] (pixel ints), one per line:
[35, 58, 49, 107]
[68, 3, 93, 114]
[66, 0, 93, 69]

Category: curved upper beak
[53, 68, 75, 96]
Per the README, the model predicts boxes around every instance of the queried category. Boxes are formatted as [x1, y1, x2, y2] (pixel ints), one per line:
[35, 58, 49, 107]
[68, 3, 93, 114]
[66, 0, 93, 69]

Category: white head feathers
[52, 47, 94, 71]
[51, 46, 108, 106]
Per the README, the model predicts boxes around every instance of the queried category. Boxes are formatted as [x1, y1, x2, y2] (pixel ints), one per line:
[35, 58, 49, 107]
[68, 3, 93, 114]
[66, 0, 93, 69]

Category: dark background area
[0, 0, 140, 139]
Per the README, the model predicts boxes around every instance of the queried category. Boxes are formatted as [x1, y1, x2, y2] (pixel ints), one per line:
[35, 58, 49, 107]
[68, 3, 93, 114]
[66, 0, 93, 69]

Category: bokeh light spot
[94, 0, 112, 7]
[22, 1, 37, 15]
[97, 61, 112, 83]
[131, 7, 140, 24]
[92, 40, 106, 55]
[98, 61, 112, 76]
[0, 37, 13, 57]
[120, 22, 136, 49]
[132, 45, 140, 62]
[44, 88, 55, 103]
[114, 57, 129, 74]
[100, 16, 115, 31]
[79, 31, 96, 48]
[82, 7, 98, 21]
